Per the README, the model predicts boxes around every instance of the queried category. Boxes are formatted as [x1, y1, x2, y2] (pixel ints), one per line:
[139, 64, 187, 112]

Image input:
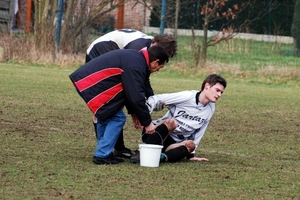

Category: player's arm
[147, 91, 190, 113]
[187, 121, 210, 162]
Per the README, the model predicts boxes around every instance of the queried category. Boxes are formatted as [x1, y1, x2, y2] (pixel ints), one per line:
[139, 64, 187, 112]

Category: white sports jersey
[147, 90, 215, 154]
[87, 29, 153, 54]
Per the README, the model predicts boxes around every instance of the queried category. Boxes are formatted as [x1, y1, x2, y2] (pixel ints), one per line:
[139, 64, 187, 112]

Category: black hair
[148, 45, 169, 65]
[200, 74, 227, 92]
[153, 34, 177, 58]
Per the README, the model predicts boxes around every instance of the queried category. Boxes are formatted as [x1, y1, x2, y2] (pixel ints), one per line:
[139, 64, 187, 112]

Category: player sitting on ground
[130, 74, 227, 163]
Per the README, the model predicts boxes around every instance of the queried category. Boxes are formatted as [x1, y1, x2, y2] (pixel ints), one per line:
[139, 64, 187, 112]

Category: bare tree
[292, 0, 300, 55]
[191, 0, 279, 67]
[34, 0, 57, 50]
[34, 0, 144, 55]
[174, 0, 180, 37]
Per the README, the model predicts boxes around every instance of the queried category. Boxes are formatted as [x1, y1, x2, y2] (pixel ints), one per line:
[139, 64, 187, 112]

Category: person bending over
[85, 28, 177, 158]
[69, 46, 169, 165]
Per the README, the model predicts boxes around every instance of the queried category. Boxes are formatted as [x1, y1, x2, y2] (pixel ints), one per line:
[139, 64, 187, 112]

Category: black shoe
[130, 150, 140, 164]
[114, 147, 133, 158]
[111, 153, 124, 162]
[92, 154, 120, 165]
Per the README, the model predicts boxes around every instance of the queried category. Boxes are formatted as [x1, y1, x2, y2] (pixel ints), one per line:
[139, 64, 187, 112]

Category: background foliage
[150, 0, 295, 36]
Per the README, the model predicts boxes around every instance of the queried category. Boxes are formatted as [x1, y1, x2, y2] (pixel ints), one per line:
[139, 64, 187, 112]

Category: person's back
[86, 29, 153, 61]
[70, 49, 150, 122]
[74, 49, 147, 79]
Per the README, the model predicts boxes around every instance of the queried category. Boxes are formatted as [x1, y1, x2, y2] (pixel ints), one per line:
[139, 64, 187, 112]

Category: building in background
[0, 0, 150, 33]
[0, 0, 33, 33]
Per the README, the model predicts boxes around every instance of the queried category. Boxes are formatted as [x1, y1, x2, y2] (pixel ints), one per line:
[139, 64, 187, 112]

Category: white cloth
[147, 90, 215, 154]
[87, 29, 153, 54]
[14, 0, 19, 14]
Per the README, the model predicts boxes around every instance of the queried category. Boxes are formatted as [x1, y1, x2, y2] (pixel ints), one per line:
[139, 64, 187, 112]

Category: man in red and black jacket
[86, 29, 177, 159]
[69, 45, 169, 165]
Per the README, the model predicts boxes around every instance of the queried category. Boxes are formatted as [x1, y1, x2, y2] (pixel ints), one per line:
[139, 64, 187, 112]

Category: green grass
[173, 35, 300, 70]
[1, 63, 299, 199]
[161, 35, 300, 89]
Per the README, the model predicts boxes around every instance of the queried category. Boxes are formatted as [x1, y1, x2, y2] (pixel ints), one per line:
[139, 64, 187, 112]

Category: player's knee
[184, 140, 195, 153]
[163, 119, 177, 132]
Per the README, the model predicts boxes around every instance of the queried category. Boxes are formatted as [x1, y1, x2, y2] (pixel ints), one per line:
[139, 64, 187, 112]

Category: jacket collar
[196, 92, 200, 104]
[140, 49, 150, 67]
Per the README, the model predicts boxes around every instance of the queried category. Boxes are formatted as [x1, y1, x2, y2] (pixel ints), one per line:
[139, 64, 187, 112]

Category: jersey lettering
[174, 110, 205, 124]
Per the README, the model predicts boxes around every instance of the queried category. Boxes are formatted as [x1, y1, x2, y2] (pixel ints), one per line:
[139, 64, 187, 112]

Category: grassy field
[0, 62, 299, 199]
[174, 35, 299, 69]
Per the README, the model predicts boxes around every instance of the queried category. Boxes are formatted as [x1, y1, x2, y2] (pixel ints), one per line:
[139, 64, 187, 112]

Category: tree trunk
[60, 0, 79, 53]
[34, 0, 56, 51]
[34, 0, 41, 47]
[33, 0, 129, 54]
[174, 0, 180, 37]
[292, 0, 300, 55]
[191, 27, 201, 67]
[200, 2, 209, 67]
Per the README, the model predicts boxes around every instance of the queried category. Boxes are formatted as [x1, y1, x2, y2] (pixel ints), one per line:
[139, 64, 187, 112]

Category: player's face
[205, 83, 225, 103]
[149, 59, 166, 73]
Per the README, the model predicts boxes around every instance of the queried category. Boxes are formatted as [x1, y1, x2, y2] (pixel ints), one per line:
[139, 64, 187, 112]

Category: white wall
[142, 26, 294, 44]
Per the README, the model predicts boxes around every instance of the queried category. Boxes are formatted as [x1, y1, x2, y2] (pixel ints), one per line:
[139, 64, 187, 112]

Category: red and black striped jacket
[69, 49, 152, 126]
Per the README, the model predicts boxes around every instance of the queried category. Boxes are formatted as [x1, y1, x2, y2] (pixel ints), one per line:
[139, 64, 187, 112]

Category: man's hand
[131, 114, 142, 129]
[145, 123, 156, 134]
[189, 157, 209, 162]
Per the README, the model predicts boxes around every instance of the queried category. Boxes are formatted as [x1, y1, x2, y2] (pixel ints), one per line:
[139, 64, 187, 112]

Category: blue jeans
[94, 109, 126, 158]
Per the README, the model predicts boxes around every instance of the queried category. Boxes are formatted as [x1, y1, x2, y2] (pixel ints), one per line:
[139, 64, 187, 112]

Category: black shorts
[141, 124, 177, 153]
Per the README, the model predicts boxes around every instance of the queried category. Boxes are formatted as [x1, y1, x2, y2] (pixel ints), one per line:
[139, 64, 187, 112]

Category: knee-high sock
[93, 122, 97, 140]
[142, 124, 168, 145]
[163, 145, 189, 162]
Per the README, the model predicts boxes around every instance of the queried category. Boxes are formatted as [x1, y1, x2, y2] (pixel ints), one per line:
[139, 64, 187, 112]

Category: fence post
[159, 0, 166, 34]
[55, 0, 64, 53]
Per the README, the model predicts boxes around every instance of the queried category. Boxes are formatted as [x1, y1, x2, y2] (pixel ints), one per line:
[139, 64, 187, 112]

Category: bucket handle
[141, 131, 164, 145]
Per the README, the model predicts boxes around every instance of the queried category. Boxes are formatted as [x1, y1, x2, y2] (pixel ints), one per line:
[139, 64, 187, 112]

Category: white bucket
[139, 144, 163, 167]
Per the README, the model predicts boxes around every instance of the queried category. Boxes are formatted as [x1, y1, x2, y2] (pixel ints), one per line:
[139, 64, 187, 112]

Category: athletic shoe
[92, 153, 123, 165]
[114, 147, 133, 158]
[160, 153, 167, 162]
[112, 153, 124, 162]
[130, 150, 140, 164]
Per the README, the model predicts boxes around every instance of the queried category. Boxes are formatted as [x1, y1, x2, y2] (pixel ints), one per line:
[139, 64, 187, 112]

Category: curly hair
[153, 34, 177, 58]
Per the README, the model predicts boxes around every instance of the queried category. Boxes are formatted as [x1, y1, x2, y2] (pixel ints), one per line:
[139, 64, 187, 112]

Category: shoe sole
[113, 157, 124, 162]
[93, 161, 119, 165]
[114, 153, 133, 158]
[93, 158, 120, 165]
